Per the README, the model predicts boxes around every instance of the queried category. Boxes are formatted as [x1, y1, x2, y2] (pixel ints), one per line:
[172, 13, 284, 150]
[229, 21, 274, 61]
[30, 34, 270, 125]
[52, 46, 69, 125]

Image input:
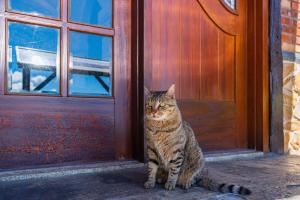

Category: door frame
[131, 0, 271, 162]
[246, 0, 270, 152]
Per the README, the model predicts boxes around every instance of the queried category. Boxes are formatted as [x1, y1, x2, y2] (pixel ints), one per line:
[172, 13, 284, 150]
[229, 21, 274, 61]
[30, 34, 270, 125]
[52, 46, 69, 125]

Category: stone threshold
[0, 150, 264, 182]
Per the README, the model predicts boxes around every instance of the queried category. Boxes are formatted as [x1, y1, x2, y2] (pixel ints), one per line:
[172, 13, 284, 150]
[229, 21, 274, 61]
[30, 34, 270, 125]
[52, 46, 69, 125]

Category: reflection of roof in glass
[14, 46, 112, 75]
[224, 0, 235, 9]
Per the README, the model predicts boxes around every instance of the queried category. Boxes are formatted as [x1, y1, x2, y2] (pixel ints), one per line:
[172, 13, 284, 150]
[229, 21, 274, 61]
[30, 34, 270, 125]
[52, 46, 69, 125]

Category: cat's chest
[148, 130, 186, 163]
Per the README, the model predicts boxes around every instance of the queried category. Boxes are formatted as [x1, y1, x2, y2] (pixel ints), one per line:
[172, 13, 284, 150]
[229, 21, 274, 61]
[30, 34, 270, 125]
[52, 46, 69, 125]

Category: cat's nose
[151, 111, 157, 116]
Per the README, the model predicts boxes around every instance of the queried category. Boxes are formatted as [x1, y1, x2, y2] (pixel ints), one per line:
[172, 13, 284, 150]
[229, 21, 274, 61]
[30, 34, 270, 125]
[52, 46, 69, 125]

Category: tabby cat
[144, 84, 251, 195]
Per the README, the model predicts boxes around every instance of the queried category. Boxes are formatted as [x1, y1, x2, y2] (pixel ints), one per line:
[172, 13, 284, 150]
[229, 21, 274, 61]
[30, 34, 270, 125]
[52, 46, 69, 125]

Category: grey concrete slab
[0, 161, 145, 182]
[1, 155, 300, 200]
[0, 150, 263, 183]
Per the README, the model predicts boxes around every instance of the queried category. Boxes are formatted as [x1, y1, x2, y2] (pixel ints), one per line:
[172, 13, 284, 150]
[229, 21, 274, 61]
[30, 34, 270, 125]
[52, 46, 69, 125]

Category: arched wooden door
[144, 0, 248, 151]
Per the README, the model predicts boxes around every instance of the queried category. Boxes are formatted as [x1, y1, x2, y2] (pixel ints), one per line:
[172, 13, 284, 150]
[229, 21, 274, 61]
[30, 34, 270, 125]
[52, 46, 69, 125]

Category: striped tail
[196, 175, 251, 195]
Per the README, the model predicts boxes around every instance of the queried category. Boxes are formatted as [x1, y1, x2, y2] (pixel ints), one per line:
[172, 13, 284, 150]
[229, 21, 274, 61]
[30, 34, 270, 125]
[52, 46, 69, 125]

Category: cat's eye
[146, 105, 152, 109]
[158, 105, 165, 110]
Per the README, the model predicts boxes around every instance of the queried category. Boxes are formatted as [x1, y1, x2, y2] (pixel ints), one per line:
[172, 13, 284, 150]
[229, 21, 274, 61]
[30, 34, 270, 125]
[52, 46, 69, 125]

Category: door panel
[144, 0, 247, 151]
[0, 0, 132, 169]
[0, 96, 115, 168]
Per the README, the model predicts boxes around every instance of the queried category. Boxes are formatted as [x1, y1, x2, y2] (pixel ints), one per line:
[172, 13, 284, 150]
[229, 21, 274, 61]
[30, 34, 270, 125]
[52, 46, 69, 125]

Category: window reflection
[69, 0, 112, 27]
[69, 31, 112, 97]
[7, 22, 60, 94]
[224, 0, 236, 9]
[8, 0, 60, 19]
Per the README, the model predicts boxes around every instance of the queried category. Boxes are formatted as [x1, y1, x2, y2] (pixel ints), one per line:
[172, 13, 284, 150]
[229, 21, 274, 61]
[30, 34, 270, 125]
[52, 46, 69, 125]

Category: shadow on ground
[1, 155, 300, 200]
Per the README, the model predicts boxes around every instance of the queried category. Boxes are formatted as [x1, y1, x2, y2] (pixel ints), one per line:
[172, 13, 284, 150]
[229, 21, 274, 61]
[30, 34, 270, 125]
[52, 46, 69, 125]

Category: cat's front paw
[144, 180, 155, 189]
[165, 181, 176, 190]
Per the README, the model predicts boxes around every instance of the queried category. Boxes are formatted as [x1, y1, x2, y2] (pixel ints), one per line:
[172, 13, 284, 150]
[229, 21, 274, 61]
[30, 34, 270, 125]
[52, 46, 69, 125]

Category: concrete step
[0, 160, 144, 182]
[205, 150, 264, 162]
[0, 150, 264, 182]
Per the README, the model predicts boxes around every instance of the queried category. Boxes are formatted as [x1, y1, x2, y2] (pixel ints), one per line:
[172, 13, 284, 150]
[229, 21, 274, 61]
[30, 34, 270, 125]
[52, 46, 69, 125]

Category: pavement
[1, 155, 300, 200]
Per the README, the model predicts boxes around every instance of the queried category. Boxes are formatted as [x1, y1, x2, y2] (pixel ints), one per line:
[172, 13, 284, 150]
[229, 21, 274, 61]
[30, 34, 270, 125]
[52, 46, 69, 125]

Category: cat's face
[145, 85, 177, 120]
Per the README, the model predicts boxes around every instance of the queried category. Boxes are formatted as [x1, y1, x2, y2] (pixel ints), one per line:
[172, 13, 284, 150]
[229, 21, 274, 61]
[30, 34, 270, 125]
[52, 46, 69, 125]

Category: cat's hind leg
[177, 149, 205, 189]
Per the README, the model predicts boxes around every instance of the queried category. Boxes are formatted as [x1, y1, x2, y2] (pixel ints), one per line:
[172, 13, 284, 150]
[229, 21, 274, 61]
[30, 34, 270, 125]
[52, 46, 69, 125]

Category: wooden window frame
[0, 0, 114, 98]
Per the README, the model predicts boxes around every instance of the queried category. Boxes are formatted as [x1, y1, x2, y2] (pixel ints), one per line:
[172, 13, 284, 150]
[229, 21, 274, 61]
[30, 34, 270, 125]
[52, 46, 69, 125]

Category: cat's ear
[166, 84, 175, 99]
[144, 86, 151, 97]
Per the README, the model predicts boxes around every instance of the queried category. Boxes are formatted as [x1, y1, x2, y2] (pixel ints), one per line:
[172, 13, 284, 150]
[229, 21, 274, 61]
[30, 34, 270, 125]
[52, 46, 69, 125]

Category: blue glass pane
[224, 0, 236, 9]
[7, 22, 60, 94]
[69, 31, 112, 97]
[69, 0, 112, 27]
[8, 0, 60, 18]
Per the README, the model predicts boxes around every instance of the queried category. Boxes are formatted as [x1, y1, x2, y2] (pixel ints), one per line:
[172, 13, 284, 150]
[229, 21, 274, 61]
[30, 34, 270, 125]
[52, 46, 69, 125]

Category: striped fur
[144, 85, 251, 195]
[197, 173, 251, 195]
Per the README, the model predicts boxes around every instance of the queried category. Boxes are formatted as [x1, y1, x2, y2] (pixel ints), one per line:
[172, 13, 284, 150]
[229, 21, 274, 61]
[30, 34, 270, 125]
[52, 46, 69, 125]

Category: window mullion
[61, 0, 68, 97]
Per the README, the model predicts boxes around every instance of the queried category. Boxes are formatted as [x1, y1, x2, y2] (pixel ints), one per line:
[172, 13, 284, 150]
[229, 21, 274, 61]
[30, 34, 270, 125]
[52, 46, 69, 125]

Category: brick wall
[282, 0, 300, 154]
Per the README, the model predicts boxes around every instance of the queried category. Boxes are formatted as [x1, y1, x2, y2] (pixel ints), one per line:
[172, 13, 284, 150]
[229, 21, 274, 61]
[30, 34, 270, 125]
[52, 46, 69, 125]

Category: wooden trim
[5, 12, 63, 27]
[114, 0, 132, 160]
[67, 23, 114, 36]
[269, 0, 284, 153]
[261, 0, 270, 153]
[247, 0, 270, 152]
[131, 0, 145, 162]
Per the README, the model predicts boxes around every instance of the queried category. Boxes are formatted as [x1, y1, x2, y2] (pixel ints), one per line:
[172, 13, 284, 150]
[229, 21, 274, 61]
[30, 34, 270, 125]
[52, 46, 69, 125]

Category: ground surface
[1, 155, 300, 200]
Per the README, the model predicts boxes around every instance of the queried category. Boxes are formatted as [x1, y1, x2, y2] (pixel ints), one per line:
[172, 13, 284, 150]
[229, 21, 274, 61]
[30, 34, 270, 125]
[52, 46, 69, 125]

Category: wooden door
[144, 0, 248, 151]
[0, 0, 133, 169]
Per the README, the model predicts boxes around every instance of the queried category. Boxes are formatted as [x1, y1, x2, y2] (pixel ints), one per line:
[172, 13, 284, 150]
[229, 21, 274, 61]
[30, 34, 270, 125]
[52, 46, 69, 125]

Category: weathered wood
[269, 0, 284, 153]
[0, 0, 134, 168]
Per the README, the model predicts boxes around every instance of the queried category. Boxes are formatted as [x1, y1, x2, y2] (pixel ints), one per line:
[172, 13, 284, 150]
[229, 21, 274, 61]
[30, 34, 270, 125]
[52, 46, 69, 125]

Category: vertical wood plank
[261, 0, 271, 152]
[144, 0, 152, 88]
[247, 0, 257, 149]
[151, 0, 161, 90]
[219, 33, 235, 101]
[165, 0, 179, 92]
[180, 0, 201, 100]
[200, 12, 219, 100]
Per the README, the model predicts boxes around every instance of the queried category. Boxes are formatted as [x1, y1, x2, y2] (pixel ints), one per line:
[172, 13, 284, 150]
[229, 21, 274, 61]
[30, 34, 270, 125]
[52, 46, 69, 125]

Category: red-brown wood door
[0, 0, 133, 169]
[144, 0, 248, 151]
